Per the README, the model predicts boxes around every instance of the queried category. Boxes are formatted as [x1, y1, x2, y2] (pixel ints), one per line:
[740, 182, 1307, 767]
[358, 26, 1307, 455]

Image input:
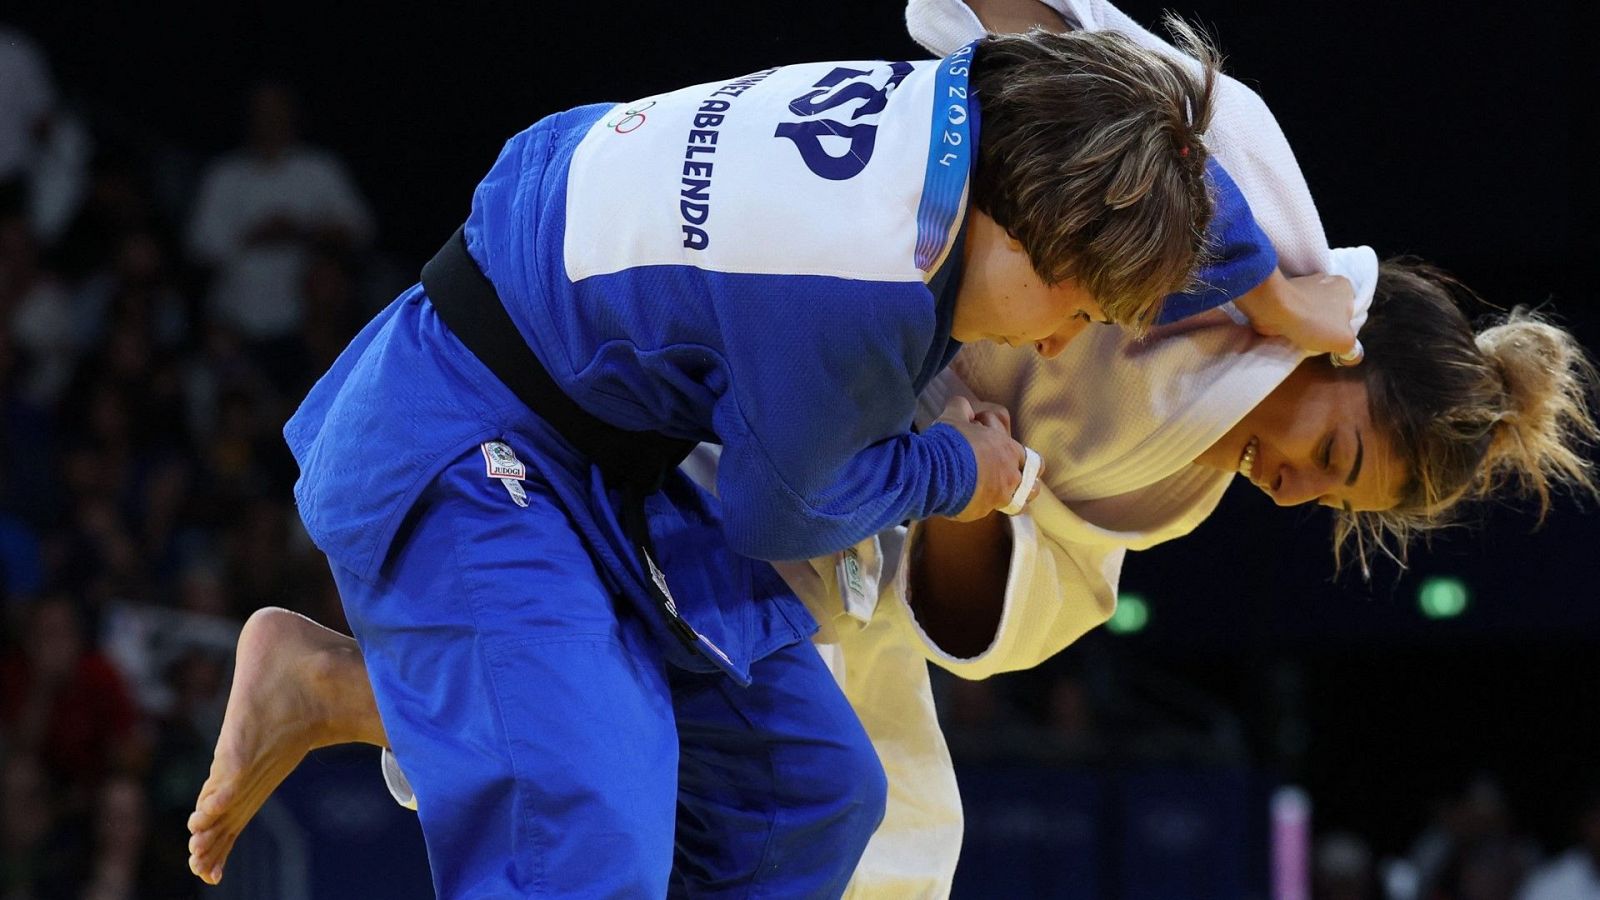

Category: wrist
[1232, 269, 1296, 336]
[921, 421, 979, 518]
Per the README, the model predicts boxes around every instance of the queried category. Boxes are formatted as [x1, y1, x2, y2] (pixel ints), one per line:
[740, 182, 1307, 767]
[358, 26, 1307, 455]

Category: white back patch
[563, 60, 943, 284]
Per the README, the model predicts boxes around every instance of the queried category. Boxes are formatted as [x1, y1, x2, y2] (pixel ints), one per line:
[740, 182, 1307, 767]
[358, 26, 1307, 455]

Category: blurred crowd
[935, 661, 1600, 900]
[0, 21, 1596, 900]
[1309, 776, 1600, 900]
[0, 23, 388, 899]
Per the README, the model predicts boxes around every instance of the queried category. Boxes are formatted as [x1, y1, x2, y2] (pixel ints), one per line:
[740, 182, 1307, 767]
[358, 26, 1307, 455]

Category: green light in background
[1418, 576, 1470, 619]
[1107, 593, 1150, 634]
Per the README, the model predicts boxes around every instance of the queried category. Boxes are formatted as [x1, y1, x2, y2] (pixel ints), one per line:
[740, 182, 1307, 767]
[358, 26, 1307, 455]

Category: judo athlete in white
[798, 2, 1598, 895]
[185, 6, 1600, 898]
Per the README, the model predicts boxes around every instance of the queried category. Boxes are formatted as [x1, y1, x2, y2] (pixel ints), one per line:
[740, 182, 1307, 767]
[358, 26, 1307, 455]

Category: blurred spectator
[223, 496, 298, 616]
[1316, 831, 1380, 900]
[1041, 673, 1107, 764]
[0, 25, 55, 220]
[1415, 777, 1514, 891]
[1412, 776, 1540, 900]
[0, 753, 77, 900]
[49, 152, 165, 283]
[1519, 786, 1600, 900]
[0, 504, 41, 608]
[180, 317, 274, 446]
[937, 673, 1039, 762]
[0, 213, 75, 407]
[175, 559, 228, 619]
[79, 776, 151, 900]
[194, 384, 296, 519]
[0, 321, 44, 606]
[0, 595, 146, 800]
[185, 80, 373, 391]
[296, 247, 363, 393]
[48, 461, 147, 609]
[1429, 836, 1531, 900]
[143, 649, 224, 900]
[63, 296, 195, 580]
[0, 293, 56, 537]
[71, 227, 189, 352]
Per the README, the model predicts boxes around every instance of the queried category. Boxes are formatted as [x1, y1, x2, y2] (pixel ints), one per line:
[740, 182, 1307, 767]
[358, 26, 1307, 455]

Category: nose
[1268, 464, 1336, 507]
[1034, 318, 1090, 359]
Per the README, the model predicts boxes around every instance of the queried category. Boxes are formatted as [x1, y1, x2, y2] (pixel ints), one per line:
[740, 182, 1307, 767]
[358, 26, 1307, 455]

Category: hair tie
[1178, 145, 1190, 158]
[1330, 338, 1365, 368]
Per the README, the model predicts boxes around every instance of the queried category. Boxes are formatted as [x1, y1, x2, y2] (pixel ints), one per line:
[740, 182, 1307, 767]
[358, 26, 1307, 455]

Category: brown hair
[1337, 258, 1600, 572]
[968, 19, 1219, 332]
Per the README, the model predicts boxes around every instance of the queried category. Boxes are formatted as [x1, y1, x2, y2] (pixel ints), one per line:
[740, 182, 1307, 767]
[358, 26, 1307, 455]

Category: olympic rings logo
[607, 100, 656, 134]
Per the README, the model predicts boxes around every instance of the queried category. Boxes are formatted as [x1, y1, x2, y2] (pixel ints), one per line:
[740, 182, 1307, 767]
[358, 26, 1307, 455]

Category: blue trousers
[334, 446, 887, 898]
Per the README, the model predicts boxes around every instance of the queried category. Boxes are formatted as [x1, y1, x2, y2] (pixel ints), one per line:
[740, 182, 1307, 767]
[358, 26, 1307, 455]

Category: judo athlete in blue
[270, 31, 1269, 898]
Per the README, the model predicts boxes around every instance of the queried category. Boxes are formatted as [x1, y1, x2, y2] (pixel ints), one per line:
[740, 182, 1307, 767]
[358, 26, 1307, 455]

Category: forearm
[907, 512, 1012, 658]
[1233, 268, 1293, 321]
[1231, 266, 1359, 356]
[720, 423, 976, 561]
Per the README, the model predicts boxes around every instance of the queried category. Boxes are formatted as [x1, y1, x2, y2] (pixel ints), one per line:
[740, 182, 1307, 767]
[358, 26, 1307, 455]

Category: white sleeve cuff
[905, 512, 1039, 679]
[1327, 245, 1379, 337]
[905, 0, 987, 56]
[381, 748, 419, 812]
[907, 489, 1124, 680]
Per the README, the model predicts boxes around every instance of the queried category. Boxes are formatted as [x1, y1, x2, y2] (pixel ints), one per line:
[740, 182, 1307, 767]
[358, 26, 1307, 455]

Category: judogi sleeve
[901, 369, 1120, 677]
[909, 488, 1124, 680]
[711, 276, 976, 562]
[902, 362, 1240, 677]
[1155, 158, 1277, 324]
[909, 466, 1226, 678]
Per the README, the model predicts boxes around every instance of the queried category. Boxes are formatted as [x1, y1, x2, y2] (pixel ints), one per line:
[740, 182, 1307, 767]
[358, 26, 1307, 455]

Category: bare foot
[186, 607, 383, 884]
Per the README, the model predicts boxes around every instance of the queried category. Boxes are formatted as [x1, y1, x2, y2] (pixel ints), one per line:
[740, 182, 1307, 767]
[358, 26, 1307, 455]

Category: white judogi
[797, 316, 1300, 899]
[795, 2, 1378, 896]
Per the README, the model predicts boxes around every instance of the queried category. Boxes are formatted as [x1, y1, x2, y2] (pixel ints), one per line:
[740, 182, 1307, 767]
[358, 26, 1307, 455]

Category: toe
[188, 808, 212, 833]
[198, 785, 232, 814]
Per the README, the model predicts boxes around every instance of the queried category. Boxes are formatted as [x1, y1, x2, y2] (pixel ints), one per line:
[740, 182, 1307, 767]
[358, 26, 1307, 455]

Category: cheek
[1019, 284, 1076, 335]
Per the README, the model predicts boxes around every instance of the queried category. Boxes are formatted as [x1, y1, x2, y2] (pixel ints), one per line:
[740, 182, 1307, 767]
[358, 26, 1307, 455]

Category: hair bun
[1474, 308, 1600, 514]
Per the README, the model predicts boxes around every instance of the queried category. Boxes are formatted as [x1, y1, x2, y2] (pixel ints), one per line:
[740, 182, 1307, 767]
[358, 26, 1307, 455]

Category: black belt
[421, 226, 703, 651]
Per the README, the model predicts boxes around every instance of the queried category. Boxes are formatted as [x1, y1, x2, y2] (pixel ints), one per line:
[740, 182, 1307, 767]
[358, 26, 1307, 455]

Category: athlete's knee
[845, 739, 890, 841]
[810, 730, 889, 849]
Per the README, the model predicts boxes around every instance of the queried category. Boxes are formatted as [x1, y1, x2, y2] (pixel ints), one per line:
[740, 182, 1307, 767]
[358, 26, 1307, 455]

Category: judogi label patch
[481, 441, 530, 507]
[481, 441, 527, 480]
[836, 538, 882, 623]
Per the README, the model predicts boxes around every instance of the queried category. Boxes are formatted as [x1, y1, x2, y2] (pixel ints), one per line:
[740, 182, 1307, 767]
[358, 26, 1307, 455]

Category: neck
[949, 210, 988, 342]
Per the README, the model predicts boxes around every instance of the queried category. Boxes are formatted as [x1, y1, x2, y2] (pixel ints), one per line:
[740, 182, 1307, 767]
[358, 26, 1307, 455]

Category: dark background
[2, 0, 1597, 895]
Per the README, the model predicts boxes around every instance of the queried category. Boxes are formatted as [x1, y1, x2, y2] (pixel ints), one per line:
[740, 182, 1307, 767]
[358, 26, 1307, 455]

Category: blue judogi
[286, 43, 1275, 898]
